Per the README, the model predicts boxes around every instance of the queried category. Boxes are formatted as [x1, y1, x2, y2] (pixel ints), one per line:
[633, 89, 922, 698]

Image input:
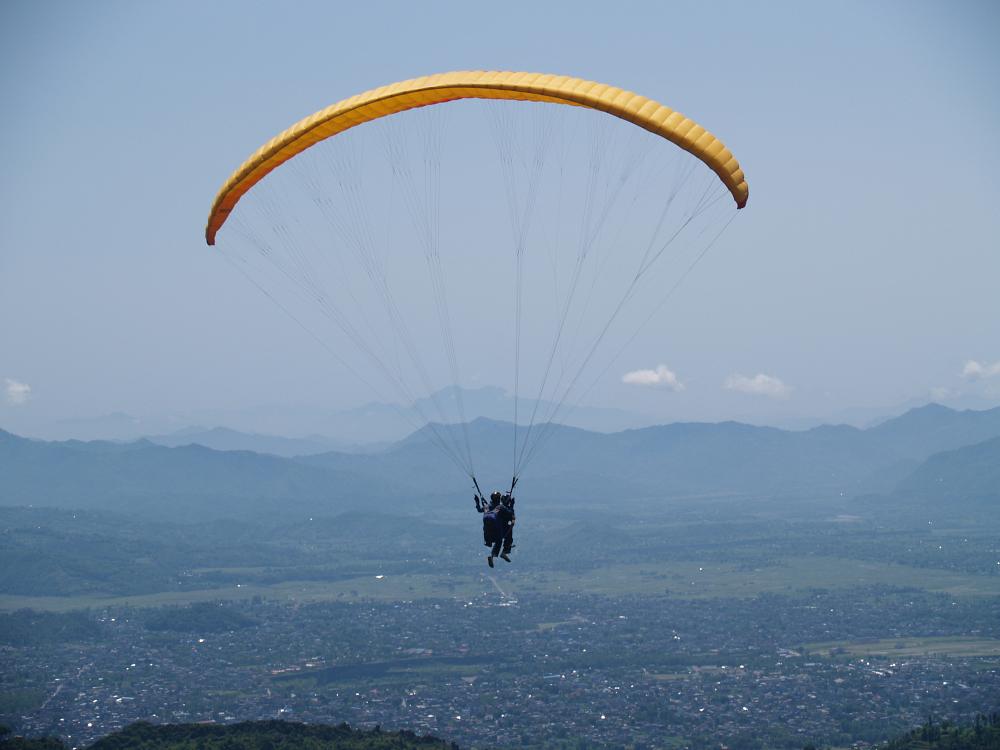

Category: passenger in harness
[496, 492, 515, 561]
[474, 491, 502, 549]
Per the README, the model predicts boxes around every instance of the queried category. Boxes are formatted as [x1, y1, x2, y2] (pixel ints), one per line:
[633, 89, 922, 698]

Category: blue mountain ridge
[2, 403, 998, 521]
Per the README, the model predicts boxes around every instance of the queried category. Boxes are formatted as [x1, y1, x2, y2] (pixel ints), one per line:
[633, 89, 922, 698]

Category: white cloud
[961, 359, 1000, 380]
[4, 378, 31, 405]
[621, 364, 684, 391]
[724, 372, 790, 399]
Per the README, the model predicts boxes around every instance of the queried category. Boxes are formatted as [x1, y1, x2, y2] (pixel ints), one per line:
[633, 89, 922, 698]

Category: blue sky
[1, 0, 998, 437]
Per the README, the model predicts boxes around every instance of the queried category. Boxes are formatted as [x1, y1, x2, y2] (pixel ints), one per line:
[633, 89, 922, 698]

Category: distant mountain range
[2, 403, 998, 522]
[300, 403, 1000, 500]
[892, 435, 1000, 506]
[0, 430, 402, 522]
[142, 426, 368, 457]
[26, 386, 650, 444]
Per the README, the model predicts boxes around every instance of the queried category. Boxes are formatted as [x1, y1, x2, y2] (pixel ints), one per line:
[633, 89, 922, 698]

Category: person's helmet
[490, 491, 502, 502]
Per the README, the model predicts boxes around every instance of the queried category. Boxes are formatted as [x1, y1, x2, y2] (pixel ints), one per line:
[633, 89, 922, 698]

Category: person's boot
[500, 552, 511, 563]
[487, 555, 494, 568]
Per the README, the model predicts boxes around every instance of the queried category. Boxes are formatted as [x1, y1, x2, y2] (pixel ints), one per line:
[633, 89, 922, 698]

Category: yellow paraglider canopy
[205, 71, 748, 245]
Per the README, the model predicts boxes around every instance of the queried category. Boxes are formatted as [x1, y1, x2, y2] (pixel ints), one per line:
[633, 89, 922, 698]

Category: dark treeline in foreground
[882, 713, 1000, 750]
[1, 722, 456, 750]
[4, 714, 1000, 750]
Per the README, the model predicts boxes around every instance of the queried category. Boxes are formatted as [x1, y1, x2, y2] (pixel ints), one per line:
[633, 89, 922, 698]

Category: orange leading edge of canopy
[205, 70, 749, 245]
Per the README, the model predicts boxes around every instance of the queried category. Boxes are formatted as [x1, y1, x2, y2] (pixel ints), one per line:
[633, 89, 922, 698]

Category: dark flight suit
[491, 502, 515, 557]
